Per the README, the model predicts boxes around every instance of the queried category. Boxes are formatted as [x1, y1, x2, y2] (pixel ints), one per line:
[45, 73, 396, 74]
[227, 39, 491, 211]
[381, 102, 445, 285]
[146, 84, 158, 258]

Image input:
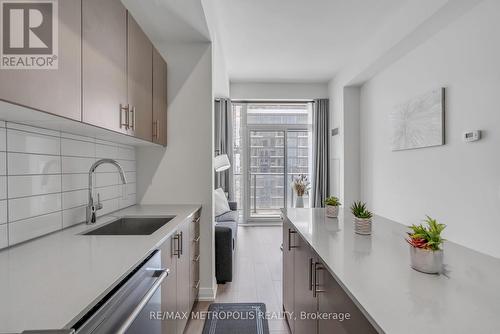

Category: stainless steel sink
[82, 216, 175, 235]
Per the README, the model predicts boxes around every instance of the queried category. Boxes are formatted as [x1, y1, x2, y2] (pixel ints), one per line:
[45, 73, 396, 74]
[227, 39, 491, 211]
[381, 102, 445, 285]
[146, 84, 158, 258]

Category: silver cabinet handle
[313, 262, 325, 298]
[153, 120, 158, 139]
[120, 104, 129, 129]
[116, 269, 168, 334]
[179, 231, 183, 256]
[193, 254, 200, 262]
[173, 233, 180, 258]
[309, 258, 314, 291]
[288, 229, 298, 251]
[129, 106, 135, 130]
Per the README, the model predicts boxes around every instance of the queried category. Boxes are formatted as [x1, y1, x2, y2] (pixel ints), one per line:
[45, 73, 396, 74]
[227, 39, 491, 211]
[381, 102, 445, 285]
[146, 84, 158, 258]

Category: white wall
[230, 82, 328, 100]
[327, 0, 480, 206]
[137, 42, 217, 299]
[359, 0, 500, 258]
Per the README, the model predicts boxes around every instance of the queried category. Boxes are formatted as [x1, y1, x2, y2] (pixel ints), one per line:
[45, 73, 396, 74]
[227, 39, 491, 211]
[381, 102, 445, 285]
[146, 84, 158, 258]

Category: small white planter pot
[409, 246, 443, 274]
[353, 217, 372, 235]
[295, 196, 304, 208]
[325, 205, 339, 218]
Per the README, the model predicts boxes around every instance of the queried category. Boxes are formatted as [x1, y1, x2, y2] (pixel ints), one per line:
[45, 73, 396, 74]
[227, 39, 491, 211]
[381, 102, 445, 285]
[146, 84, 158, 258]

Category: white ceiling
[207, 0, 407, 83]
[122, 0, 210, 44]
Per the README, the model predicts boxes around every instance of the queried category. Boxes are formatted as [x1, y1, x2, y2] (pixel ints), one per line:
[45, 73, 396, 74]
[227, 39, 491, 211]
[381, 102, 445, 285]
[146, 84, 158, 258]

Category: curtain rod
[220, 99, 316, 104]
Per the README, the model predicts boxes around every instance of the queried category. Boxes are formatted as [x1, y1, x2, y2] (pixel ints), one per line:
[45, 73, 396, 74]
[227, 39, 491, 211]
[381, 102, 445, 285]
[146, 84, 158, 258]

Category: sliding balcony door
[232, 102, 312, 223]
[248, 129, 286, 219]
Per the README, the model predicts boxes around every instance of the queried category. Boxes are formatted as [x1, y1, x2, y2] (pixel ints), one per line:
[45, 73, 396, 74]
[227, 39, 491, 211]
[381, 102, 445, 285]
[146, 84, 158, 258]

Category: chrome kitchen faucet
[86, 159, 127, 224]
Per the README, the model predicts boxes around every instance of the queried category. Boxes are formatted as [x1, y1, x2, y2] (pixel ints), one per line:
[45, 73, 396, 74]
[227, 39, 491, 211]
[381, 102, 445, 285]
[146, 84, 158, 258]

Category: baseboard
[197, 284, 218, 301]
[239, 222, 282, 227]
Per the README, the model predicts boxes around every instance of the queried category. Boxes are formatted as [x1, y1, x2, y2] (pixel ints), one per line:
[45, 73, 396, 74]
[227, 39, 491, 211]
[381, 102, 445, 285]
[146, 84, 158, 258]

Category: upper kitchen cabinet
[152, 48, 167, 146]
[0, 0, 81, 121]
[82, 0, 128, 134]
[127, 13, 153, 141]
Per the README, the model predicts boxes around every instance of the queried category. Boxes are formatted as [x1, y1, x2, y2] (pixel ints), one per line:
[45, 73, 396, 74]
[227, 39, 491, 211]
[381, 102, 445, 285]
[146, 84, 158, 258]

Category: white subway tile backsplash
[96, 144, 118, 159]
[62, 189, 87, 210]
[8, 153, 61, 175]
[120, 194, 136, 209]
[125, 172, 136, 184]
[0, 122, 137, 249]
[62, 157, 95, 174]
[61, 132, 95, 142]
[94, 185, 120, 201]
[7, 129, 61, 155]
[9, 193, 62, 222]
[0, 176, 6, 200]
[117, 146, 135, 160]
[62, 174, 87, 192]
[0, 152, 6, 175]
[0, 128, 6, 151]
[98, 198, 119, 217]
[62, 206, 86, 228]
[95, 173, 119, 188]
[0, 224, 7, 249]
[7, 123, 59, 137]
[8, 212, 62, 245]
[8, 175, 61, 198]
[61, 138, 95, 157]
[0, 200, 7, 224]
[117, 159, 136, 172]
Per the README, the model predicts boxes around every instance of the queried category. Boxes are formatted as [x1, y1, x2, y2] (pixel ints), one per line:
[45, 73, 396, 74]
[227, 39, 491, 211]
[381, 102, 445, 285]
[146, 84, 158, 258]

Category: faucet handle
[96, 193, 103, 210]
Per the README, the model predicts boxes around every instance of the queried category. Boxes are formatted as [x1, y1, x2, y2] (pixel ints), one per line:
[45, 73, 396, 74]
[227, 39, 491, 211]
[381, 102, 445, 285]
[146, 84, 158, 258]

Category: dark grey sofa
[215, 201, 238, 284]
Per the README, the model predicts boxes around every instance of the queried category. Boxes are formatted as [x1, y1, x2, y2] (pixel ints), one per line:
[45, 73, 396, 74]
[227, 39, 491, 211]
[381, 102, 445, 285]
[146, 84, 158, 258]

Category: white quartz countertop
[283, 208, 500, 334]
[0, 204, 201, 333]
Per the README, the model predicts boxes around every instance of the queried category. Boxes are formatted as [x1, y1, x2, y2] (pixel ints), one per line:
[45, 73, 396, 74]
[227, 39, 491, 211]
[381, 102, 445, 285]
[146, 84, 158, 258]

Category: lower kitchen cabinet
[317, 259, 377, 334]
[160, 234, 177, 334]
[282, 218, 296, 333]
[293, 236, 318, 334]
[159, 211, 201, 334]
[283, 219, 377, 334]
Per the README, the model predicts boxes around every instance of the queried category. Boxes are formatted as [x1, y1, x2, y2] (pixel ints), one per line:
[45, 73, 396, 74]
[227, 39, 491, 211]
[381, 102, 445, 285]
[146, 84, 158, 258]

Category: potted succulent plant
[292, 175, 310, 208]
[406, 216, 446, 274]
[324, 196, 341, 218]
[350, 201, 373, 235]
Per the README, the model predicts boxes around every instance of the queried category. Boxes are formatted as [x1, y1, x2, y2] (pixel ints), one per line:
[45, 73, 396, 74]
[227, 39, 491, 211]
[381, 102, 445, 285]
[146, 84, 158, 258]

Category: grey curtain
[312, 99, 330, 207]
[214, 98, 234, 199]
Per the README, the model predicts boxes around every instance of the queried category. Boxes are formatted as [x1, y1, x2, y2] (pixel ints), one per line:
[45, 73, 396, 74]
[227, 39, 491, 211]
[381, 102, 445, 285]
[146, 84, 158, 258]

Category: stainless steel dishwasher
[73, 250, 169, 334]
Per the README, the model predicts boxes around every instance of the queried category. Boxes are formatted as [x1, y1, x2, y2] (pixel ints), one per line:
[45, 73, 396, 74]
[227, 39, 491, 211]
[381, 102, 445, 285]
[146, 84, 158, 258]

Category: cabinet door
[0, 0, 81, 120]
[160, 235, 177, 334]
[152, 48, 167, 146]
[127, 13, 153, 141]
[82, 0, 127, 133]
[282, 218, 296, 333]
[176, 221, 191, 333]
[293, 237, 318, 334]
[317, 260, 378, 334]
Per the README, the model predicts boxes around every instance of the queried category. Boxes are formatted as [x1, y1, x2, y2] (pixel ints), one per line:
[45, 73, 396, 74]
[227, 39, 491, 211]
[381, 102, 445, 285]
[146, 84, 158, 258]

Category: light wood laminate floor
[185, 225, 290, 334]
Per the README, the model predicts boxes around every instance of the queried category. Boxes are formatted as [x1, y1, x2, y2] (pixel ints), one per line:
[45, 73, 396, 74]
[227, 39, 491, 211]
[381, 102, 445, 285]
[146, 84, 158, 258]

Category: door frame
[244, 124, 309, 223]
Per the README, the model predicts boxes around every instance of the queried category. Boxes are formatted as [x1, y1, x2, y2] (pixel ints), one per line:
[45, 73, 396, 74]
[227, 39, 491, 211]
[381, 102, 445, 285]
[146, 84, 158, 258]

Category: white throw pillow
[214, 188, 230, 217]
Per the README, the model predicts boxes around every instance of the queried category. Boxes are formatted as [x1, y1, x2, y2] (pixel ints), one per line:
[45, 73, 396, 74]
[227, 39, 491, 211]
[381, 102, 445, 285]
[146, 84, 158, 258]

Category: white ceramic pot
[353, 217, 372, 235]
[295, 196, 304, 208]
[409, 246, 443, 274]
[325, 205, 339, 218]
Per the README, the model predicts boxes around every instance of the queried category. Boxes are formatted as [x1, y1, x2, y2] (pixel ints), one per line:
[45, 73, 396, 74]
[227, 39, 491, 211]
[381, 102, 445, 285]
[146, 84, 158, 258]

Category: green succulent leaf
[407, 215, 446, 251]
